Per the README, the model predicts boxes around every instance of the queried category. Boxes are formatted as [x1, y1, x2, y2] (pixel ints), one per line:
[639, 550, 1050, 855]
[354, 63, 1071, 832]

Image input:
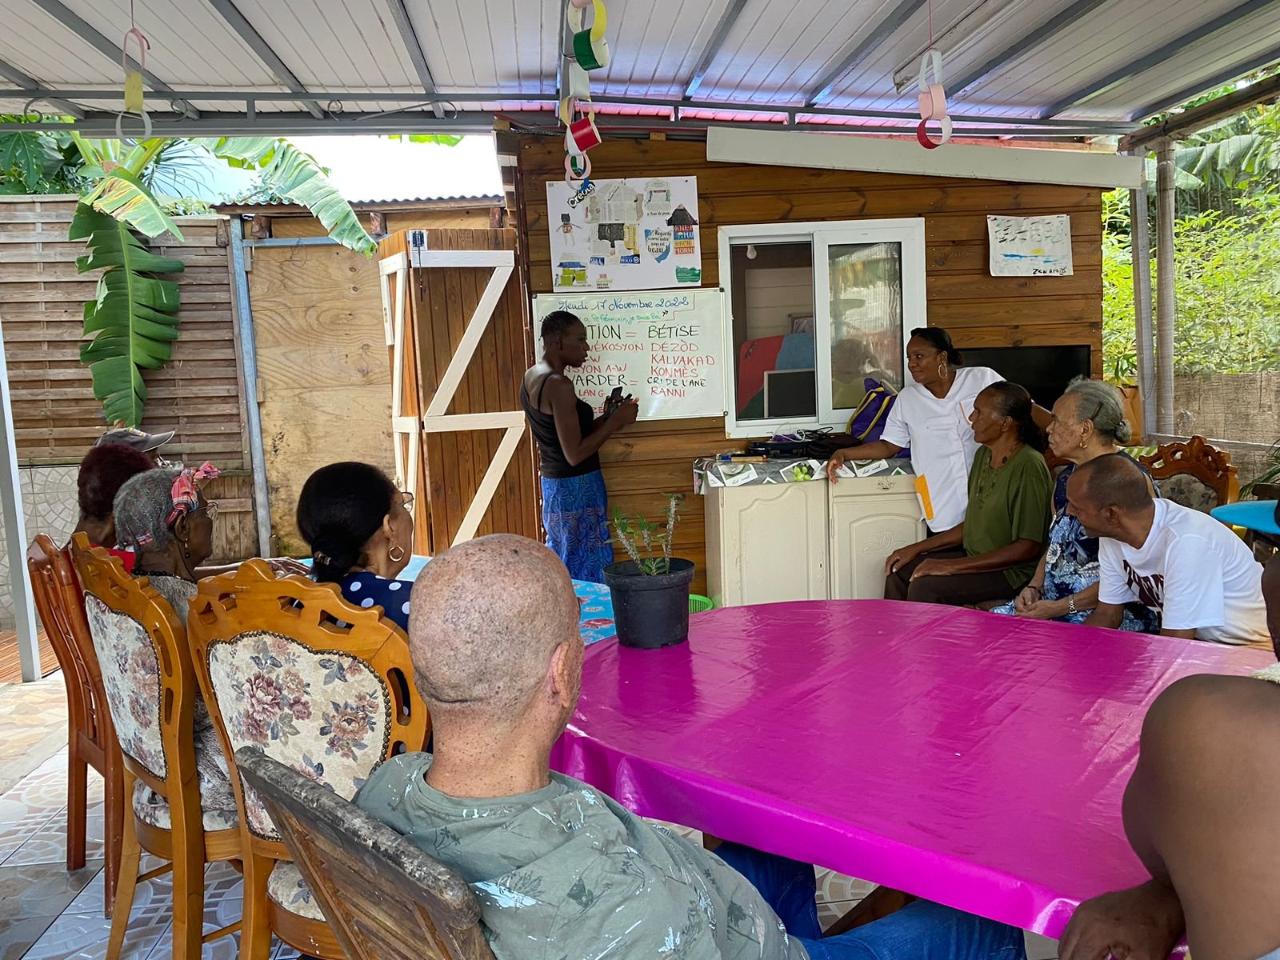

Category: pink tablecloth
[550, 600, 1273, 937]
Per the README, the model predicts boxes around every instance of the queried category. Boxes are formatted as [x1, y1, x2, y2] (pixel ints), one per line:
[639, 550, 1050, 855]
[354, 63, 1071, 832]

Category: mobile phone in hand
[605, 385, 624, 414]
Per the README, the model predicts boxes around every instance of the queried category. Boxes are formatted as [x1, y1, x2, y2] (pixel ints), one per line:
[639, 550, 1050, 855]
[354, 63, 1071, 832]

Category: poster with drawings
[987, 214, 1074, 277]
[547, 175, 701, 291]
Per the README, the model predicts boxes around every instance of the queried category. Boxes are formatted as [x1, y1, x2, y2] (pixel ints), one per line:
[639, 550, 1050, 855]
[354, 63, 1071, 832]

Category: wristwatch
[1067, 595, 1078, 616]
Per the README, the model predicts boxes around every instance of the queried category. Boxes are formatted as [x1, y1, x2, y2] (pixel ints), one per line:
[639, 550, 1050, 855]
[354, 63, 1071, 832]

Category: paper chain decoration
[916, 47, 952, 149]
[118, 22, 152, 138]
[562, 0, 608, 186]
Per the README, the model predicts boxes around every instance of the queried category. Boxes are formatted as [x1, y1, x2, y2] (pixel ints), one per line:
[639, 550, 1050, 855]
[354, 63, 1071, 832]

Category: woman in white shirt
[827, 327, 1009, 533]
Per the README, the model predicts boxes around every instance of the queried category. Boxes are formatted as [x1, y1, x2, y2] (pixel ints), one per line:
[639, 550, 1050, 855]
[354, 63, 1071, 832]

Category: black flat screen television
[958, 345, 1091, 409]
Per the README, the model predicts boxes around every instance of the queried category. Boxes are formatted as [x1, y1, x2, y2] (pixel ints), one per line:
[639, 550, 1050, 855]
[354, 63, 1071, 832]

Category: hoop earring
[388, 543, 406, 563]
[938, 362, 947, 379]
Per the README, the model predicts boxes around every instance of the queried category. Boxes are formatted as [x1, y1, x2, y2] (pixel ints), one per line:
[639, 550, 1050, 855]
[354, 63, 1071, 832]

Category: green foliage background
[1102, 98, 1280, 383]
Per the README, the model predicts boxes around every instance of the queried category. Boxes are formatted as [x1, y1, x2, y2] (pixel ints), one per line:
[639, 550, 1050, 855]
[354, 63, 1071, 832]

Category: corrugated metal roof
[1, 0, 1277, 138]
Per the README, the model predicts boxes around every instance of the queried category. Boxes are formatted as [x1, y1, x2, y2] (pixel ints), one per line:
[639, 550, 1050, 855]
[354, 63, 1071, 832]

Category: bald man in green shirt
[355, 534, 1025, 960]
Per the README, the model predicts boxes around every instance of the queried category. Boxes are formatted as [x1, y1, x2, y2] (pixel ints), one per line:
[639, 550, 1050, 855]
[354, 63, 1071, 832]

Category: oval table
[550, 599, 1273, 938]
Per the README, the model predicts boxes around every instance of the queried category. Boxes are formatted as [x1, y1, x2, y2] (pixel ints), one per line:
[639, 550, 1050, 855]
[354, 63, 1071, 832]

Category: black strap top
[520, 376, 601, 478]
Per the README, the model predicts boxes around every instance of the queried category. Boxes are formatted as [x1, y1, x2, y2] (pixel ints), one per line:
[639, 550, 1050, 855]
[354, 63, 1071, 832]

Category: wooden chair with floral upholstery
[27, 534, 124, 915]
[70, 534, 241, 960]
[187, 559, 431, 960]
[235, 747, 493, 960]
[1139, 435, 1239, 512]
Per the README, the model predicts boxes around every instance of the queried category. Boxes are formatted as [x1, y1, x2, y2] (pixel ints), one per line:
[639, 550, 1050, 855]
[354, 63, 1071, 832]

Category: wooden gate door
[378, 228, 538, 555]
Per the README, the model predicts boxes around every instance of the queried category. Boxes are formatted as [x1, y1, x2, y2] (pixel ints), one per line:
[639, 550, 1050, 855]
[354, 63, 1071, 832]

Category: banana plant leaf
[70, 204, 184, 427]
[207, 136, 376, 254]
[81, 166, 184, 240]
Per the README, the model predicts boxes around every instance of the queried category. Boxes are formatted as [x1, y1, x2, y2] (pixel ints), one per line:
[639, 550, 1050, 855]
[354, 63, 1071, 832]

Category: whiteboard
[532, 289, 725, 421]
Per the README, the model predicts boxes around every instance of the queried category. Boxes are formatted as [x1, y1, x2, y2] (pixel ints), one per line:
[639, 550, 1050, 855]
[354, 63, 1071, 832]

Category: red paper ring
[916, 120, 941, 150]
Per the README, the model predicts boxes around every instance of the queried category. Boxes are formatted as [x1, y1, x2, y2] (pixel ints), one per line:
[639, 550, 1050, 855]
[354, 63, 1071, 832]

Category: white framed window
[719, 219, 926, 439]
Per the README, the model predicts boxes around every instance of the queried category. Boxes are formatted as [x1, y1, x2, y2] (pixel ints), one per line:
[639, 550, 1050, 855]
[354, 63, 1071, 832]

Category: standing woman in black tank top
[521, 311, 638, 582]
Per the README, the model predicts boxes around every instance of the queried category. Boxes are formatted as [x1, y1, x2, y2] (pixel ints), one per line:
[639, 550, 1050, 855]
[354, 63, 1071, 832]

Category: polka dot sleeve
[340, 572, 412, 630]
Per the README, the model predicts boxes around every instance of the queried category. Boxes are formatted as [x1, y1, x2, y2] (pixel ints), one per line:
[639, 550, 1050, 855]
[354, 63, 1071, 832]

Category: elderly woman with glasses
[113, 463, 220, 626]
[990, 378, 1158, 631]
[296, 461, 416, 630]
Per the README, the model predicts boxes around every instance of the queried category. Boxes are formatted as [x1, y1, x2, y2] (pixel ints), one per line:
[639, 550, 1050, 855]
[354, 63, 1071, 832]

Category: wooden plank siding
[0, 195, 257, 563]
[514, 137, 1104, 593]
[378, 228, 540, 555]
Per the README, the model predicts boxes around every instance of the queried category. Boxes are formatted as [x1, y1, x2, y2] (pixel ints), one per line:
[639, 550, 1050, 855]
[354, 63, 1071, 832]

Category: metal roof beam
[206, 0, 323, 120]
[0, 58, 83, 117]
[0, 86, 1134, 133]
[0, 108, 1119, 139]
[1040, 0, 1280, 118]
[382, 0, 443, 118]
[948, 0, 1110, 94]
[805, 0, 928, 106]
[1125, 47, 1280, 130]
[28, 0, 200, 119]
[683, 0, 748, 100]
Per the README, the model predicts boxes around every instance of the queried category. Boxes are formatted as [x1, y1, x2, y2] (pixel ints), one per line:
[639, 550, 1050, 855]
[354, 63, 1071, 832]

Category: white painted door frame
[381, 248, 523, 547]
[0, 315, 40, 681]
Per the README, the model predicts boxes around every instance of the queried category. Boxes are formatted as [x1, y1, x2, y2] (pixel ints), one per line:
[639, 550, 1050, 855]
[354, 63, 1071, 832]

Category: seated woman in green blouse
[884, 381, 1053, 606]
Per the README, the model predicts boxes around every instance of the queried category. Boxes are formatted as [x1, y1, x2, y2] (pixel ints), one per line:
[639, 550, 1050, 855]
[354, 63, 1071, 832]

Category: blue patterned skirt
[541, 469, 613, 584]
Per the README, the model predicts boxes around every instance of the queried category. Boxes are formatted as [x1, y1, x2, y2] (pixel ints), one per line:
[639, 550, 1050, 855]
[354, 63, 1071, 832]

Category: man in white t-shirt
[1065, 453, 1268, 644]
[1061, 500, 1280, 960]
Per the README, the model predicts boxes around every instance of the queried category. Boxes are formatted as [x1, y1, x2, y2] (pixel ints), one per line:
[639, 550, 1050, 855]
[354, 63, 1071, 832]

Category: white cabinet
[705, 480, 829, 607]
[828, 476, 926, 601]
[704, 475, 924, 607]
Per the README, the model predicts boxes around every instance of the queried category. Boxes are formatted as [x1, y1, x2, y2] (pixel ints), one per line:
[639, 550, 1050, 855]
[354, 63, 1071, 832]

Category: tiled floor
[0, 677, 1058, 959]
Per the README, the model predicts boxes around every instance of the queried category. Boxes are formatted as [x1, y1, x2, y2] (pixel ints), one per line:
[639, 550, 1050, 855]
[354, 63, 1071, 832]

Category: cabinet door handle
[877, 478, 892, 490]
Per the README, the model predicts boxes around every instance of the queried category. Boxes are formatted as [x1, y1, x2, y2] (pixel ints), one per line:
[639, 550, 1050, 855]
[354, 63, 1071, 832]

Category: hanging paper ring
[573, 30, 610, 71]
[115, 110, 153, 141]
[566, 0, 608, 42]
[916, 115, 952, 149]
[565, 152, 592, 183]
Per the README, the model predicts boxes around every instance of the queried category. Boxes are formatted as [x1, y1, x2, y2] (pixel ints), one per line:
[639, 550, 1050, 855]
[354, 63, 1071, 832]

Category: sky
[170, 134, 503, 203]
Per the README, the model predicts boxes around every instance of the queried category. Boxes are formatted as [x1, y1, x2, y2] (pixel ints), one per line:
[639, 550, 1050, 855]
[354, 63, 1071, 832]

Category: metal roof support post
[228, 218, 274, 557]
[1154, 139, 1176, 434]
[1128, 158, 1156, 438]
[0, 315, 40, 682]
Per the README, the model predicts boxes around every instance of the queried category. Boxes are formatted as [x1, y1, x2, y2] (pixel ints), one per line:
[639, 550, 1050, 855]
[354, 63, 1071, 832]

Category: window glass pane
[828, 242, 903, 410]
[728, 241, 816, 423]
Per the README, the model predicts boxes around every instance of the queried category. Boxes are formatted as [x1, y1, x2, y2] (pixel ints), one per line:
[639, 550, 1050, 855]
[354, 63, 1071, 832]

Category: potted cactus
[604, 494, 694, 649]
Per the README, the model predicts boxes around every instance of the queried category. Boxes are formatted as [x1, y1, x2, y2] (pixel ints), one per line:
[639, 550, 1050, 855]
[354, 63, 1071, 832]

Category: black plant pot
[603, 559, 695, 649]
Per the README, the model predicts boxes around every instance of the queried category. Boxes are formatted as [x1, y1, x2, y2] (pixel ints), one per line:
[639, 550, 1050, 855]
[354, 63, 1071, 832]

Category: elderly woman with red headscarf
[112, 463, 220, 625]
[110, 462, 237, 826]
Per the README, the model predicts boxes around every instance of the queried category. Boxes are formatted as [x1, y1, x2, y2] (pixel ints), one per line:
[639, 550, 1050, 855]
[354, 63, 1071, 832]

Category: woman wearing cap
[826, 327, 1022, 534]
[296, 462, 416, 630]
[72, 443, 154, 571]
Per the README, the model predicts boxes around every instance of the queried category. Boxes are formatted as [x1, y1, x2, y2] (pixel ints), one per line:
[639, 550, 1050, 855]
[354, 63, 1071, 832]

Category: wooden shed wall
[515, 137, 1105, 592]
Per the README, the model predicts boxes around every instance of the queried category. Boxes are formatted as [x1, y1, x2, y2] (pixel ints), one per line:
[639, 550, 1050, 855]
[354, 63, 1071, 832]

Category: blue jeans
[715, 842, 1027, 960]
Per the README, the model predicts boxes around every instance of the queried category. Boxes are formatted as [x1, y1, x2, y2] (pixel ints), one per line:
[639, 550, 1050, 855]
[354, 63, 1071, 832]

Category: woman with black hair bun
[297, 462, 415, 629]
[826, 326, 1009, 534]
